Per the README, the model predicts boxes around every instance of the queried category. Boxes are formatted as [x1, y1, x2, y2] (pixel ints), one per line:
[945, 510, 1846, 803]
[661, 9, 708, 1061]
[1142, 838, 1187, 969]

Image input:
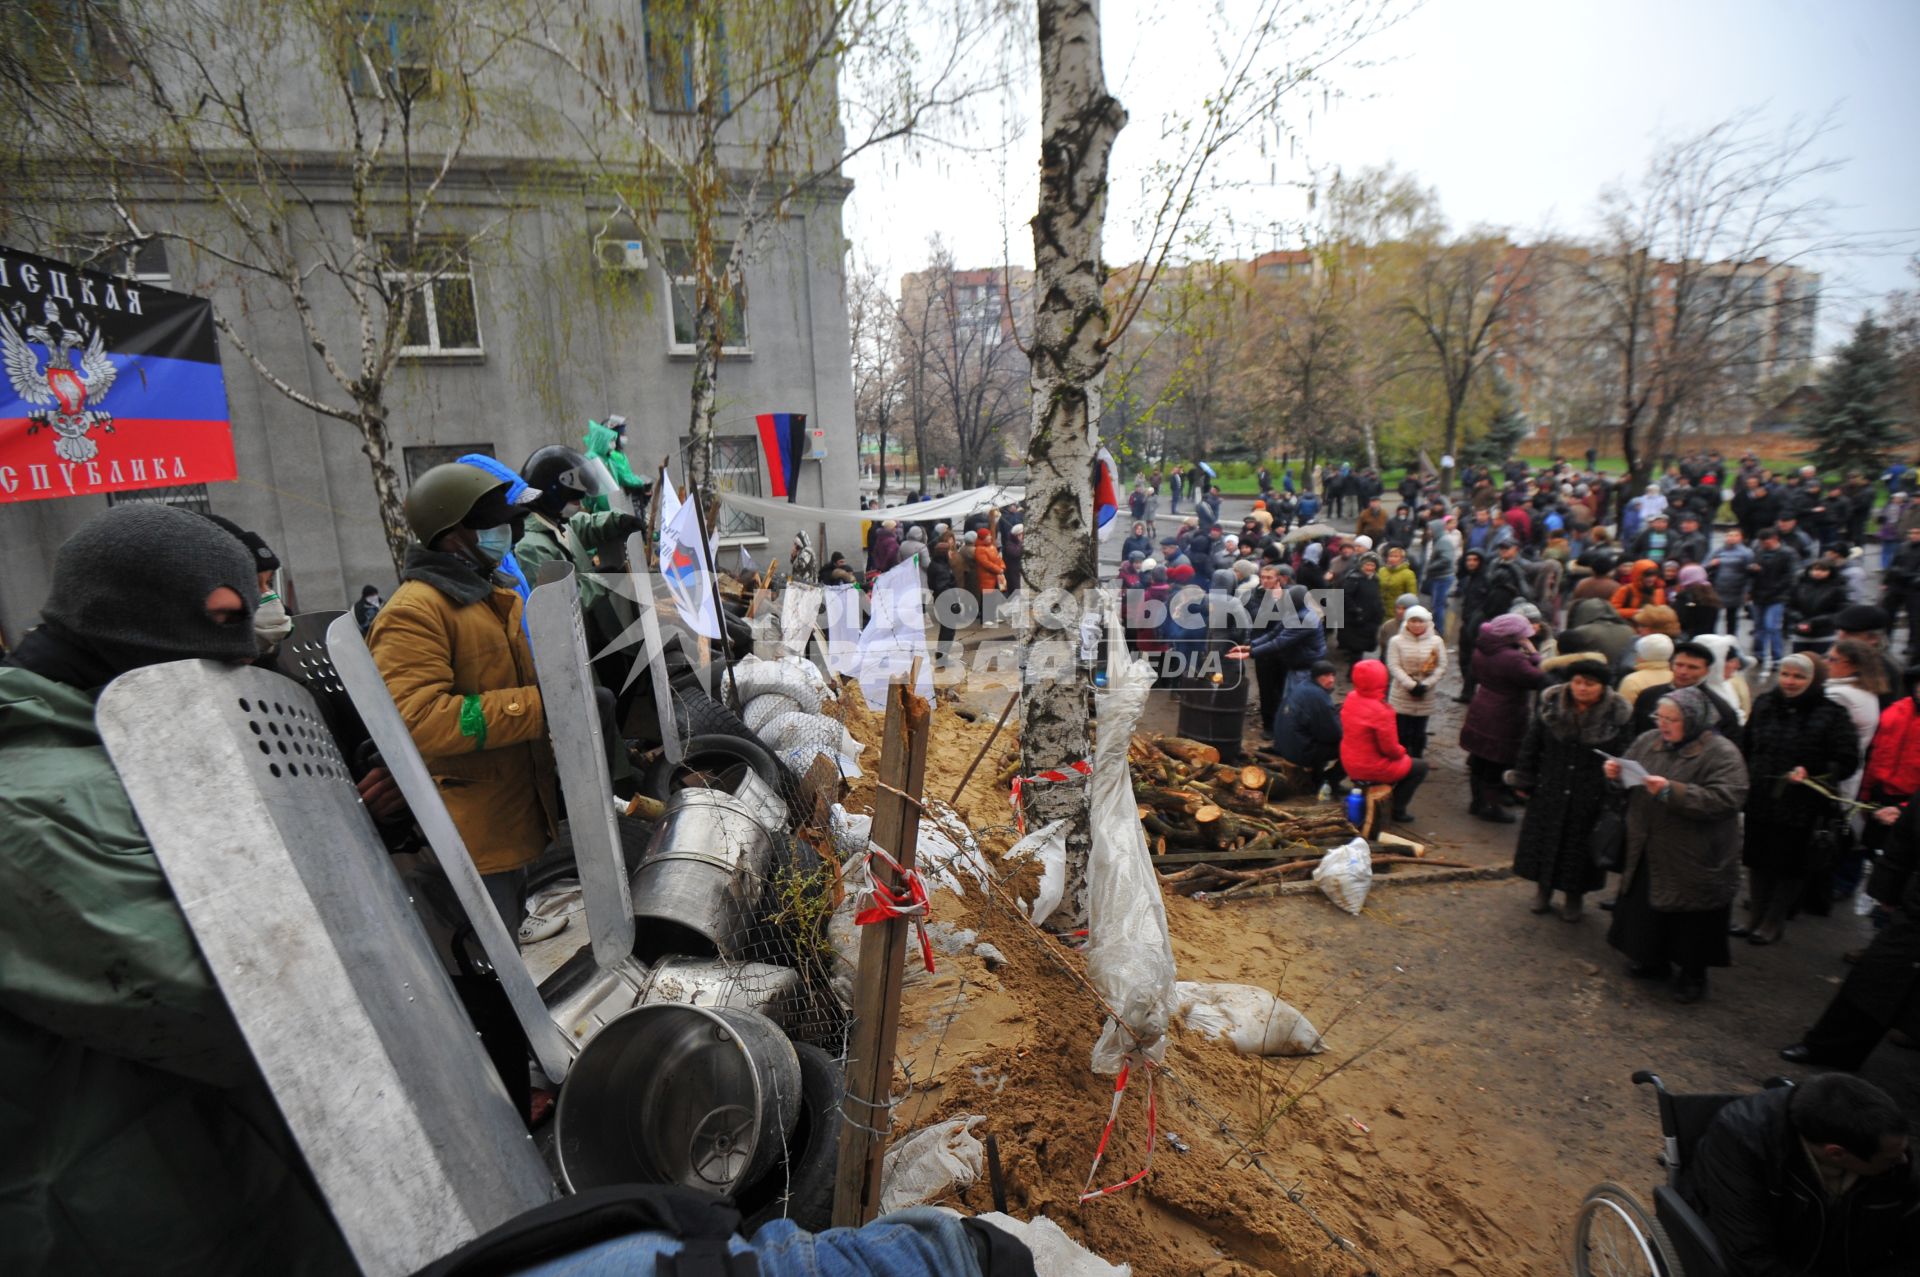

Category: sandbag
[1313, 837, 1373, 915]
[743, 693, 805, 733]
[1003, 820, 1068, 928]
[729, 655, 825, 712]
[879, 1116, 984, 1213]
[1174, 981, 1324, 1057]
[974, 1213, 1130, 1277]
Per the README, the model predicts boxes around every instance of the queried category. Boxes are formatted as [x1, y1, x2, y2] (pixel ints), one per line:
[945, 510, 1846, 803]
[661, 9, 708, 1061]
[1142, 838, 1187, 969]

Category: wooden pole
[831, 676, 932, 1228]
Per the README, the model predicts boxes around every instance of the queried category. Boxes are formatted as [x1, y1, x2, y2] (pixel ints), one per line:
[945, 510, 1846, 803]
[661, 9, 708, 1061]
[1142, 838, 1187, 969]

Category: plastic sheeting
[1086, 594, 1178, 1076]
[1174, 982, 1324, 1057]
[717, 482, 1023, 531]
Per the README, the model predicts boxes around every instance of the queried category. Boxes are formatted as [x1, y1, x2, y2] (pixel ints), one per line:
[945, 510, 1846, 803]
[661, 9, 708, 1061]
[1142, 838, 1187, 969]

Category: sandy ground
[849, 683, 1920, 1277]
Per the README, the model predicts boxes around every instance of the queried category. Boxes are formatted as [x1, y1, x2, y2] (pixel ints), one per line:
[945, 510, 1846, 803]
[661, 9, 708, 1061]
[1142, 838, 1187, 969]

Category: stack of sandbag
[731, 654, 864, 779]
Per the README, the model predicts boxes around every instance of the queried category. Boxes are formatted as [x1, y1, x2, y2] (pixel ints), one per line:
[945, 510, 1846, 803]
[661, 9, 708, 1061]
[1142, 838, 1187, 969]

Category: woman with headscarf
[1604, 687, 1750, 1004]
[1461, 612, 1546, 821]
[1453, 548, 1491, 703]
[1618, 634, 1676, 707]
[1736, 653, 1859, 944]
[1672, 563, 1721, 639]
[1122, 521, 1155, 561]
[1825, 638, 1887, 801]
[1385, 604, 1446, 758]
[1508, 658, 1635, 920]
[1296, 540, 1328, 592]
[866, 519, 901, 577]
[1691, 633, 1752, 725]
[1134, 562, 1172, 661]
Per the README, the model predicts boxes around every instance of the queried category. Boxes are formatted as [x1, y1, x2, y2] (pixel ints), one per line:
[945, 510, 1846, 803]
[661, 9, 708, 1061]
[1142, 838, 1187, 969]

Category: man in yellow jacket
[369, 462, 558, 934]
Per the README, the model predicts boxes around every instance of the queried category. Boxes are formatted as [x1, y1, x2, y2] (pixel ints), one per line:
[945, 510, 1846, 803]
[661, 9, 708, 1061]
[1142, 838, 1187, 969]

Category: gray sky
[843, 0, 1920, 346]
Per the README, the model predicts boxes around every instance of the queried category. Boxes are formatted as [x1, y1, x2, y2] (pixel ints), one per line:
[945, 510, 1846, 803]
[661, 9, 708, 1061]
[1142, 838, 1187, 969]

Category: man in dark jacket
[1749, 526, 1802, 671]
[0, 506, 354, 1276]
[1270, 660, 1342, 787]
[1233, 583, 1327, 699]
[1883, 525, 1920, 656]
[1482, 540, 1529, 616]
[1680, 1073, 1916, 1277]
[1629, 640, 1744, 743]
[1668, 512, 1710, 565]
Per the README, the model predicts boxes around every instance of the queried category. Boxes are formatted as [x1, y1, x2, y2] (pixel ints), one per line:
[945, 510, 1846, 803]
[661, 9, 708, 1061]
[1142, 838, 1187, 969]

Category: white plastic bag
[1174, 981, 1324, 1057]
[973, 1214, 1130, 1277]
[1085, 595, 1178, 1074]
[1003, 820, 1068, 927]
[879, 1115, 985, 1212]
[1313, 837, 1373, 915]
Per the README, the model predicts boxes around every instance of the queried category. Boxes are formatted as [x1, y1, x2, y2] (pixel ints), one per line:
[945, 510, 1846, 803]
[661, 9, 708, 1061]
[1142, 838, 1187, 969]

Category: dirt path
[886, 688, 1919, 1275]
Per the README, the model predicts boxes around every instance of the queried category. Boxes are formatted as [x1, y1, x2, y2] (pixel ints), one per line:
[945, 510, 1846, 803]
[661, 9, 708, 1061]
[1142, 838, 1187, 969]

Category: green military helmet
[404, 461, 526, 545]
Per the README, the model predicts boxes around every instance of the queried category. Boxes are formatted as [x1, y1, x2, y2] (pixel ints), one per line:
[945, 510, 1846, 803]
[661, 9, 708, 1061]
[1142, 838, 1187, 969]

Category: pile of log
[1132, 734, 1355, 856]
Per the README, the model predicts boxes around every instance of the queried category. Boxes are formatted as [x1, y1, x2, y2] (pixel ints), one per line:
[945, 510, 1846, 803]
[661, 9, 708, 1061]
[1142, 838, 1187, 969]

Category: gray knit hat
[41, 504, 259, 673]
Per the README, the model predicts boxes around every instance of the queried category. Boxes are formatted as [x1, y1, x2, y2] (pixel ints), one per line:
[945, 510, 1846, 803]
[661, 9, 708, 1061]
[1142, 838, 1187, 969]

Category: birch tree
[1020, 0, 1399, 920]
[3, 0, 530, 571]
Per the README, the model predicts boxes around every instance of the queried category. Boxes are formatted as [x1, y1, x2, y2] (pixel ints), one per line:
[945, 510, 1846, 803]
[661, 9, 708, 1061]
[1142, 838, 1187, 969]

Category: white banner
[857, 558, 933, 706]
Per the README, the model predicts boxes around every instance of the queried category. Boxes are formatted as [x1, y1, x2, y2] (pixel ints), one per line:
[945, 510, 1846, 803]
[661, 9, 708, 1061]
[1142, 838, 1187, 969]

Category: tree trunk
[1021, 0, 1127, 927]
[1361, 418, 1380, 471]
[358, 404, 411, 575]
[687, 298, 722, 513]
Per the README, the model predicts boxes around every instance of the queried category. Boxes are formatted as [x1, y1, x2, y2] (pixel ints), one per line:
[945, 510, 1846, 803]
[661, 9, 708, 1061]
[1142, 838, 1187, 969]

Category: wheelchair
[1571, 1069, 1792, 1276]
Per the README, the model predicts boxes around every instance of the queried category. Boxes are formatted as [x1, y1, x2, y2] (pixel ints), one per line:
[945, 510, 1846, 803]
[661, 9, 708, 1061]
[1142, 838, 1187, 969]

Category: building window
[107, 483, 211, 514]
[62, 235, 171, 287]
[22, 0, 130, 83]
[383, 239, 482, 358]
[643, 1, 729, 114]
[404, 442, 493, 485]
[664, 242, 748, 355]
[683, 435, 765, 540]
[342, 4, 438, 99]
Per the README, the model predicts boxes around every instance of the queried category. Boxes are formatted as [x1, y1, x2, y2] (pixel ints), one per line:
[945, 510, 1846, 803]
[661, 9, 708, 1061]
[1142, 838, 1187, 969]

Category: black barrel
[1174, 638, 1251, 761]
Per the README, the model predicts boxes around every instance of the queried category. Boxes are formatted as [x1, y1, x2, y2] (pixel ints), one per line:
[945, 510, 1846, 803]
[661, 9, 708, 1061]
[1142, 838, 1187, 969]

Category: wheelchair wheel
[1572, 1182, 1683, 1277]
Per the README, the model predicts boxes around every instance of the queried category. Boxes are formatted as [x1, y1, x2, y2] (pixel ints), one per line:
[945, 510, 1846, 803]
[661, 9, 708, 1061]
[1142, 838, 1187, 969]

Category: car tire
[737, 1041, 843, 1234]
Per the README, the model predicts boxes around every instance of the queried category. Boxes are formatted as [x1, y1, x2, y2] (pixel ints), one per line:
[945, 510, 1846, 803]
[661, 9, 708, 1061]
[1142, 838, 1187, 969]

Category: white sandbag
[916, 799, 992, 896]
[729, 655, 825, 712]
[828, 804, 872, 861]
[1003, 820, 1068, 928]
[743, 693, 805, 733]
[973, 1213, 1130, 1277]
[1173, 981, 1324, 1057]
[778, 742, 864, 781]
[1085, 594, 1178, 1075]
[1313, 837, 1373, 915]
[880, 1115, 985, 1213]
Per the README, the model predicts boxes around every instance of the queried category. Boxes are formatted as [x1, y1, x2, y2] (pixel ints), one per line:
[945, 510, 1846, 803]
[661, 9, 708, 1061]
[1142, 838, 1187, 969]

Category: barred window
[382, 238, 482, 357]
[404, 442, 492, 484]
[681, 435, 764, 540]
[106, 483, 210, 514]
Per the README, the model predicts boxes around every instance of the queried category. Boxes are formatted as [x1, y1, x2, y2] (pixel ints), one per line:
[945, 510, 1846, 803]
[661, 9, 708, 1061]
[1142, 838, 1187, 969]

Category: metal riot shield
[95, 661, 556, 1277]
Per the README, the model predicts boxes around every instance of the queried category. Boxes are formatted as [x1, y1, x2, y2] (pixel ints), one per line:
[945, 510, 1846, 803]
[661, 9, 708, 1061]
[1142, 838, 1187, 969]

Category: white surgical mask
[254, 591, 293, 652]
[474, 524, 515, 566]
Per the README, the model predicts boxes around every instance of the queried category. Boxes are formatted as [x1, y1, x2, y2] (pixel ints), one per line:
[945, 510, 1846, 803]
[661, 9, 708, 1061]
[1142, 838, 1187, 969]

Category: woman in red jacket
[1341, 658, 1427, 824]
[1863, 678, 1920, 805]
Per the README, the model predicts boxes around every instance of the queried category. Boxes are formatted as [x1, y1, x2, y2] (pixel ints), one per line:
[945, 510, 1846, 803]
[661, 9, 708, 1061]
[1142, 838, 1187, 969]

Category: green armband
[459, 694, 488, 750]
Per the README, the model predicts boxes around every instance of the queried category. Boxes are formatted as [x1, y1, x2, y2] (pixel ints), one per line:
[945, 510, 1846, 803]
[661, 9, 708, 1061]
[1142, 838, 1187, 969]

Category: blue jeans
[1427, 576, 1453, 637]
[1753, 601, 1786, 666]
[1882, 541, 1897, 570]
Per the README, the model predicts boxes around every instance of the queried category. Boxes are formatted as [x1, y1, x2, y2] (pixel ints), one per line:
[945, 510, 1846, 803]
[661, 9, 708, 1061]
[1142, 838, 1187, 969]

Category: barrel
[1174, 638, 1251, 762]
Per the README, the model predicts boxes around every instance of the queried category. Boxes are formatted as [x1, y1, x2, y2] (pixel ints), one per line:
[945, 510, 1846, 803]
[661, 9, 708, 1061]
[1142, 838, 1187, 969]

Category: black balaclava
[38, 503, 259, 677]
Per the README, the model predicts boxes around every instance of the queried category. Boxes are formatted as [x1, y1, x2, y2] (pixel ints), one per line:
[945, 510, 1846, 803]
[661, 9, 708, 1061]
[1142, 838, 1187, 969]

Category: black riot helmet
[521, 445, 611, 515]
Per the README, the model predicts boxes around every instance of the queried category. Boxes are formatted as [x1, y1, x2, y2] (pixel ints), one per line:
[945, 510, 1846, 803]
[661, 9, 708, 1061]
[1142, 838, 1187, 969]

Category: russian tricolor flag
[1094, 446, 1119, 541]
[755, 411, 806, 501]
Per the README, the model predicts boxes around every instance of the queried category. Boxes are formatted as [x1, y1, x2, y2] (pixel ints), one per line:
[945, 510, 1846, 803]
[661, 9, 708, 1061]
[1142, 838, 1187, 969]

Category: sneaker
[517, 913, 569, 946]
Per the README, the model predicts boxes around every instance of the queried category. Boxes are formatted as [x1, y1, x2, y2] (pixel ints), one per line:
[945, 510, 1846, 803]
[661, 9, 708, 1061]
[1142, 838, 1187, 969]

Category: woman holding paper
[1604, 687, 1750, 1005]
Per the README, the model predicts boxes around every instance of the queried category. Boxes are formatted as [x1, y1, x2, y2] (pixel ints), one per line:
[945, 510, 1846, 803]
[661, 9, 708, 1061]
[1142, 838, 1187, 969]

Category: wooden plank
[830, 678, 932, 1228]
[1154, 847, 1316, 866]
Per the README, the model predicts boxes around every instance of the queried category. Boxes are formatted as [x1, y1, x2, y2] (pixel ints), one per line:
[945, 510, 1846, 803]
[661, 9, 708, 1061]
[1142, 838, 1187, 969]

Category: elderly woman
[1461, 612, 1546, 822]
[1605, 687, 1750, 1004]
[1672, 563, 1721, 639]
[1737, 653, 1859, 944]
[1618, 634, 1676, 706]
[1508, 658, 1635, 920]
[1385, 604, 1446, 758]
[1691, 633, 1752, 725]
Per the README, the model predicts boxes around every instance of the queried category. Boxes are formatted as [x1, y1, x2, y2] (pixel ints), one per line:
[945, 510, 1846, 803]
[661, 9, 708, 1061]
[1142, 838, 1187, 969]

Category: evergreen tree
[1459, 378, 1529, 470]
[1802, 316, 1901, 474]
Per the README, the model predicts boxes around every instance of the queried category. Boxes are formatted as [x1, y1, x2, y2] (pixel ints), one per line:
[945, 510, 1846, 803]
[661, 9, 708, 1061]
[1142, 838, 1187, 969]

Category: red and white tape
[852, 843, 936, 974]
[1010, 758, 1094, 832]
[1079, 1051, 1158, 1202]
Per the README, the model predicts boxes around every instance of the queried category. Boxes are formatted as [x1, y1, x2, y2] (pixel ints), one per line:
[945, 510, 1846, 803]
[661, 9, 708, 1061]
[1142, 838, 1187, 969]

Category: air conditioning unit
[594, 236, 648, 272]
